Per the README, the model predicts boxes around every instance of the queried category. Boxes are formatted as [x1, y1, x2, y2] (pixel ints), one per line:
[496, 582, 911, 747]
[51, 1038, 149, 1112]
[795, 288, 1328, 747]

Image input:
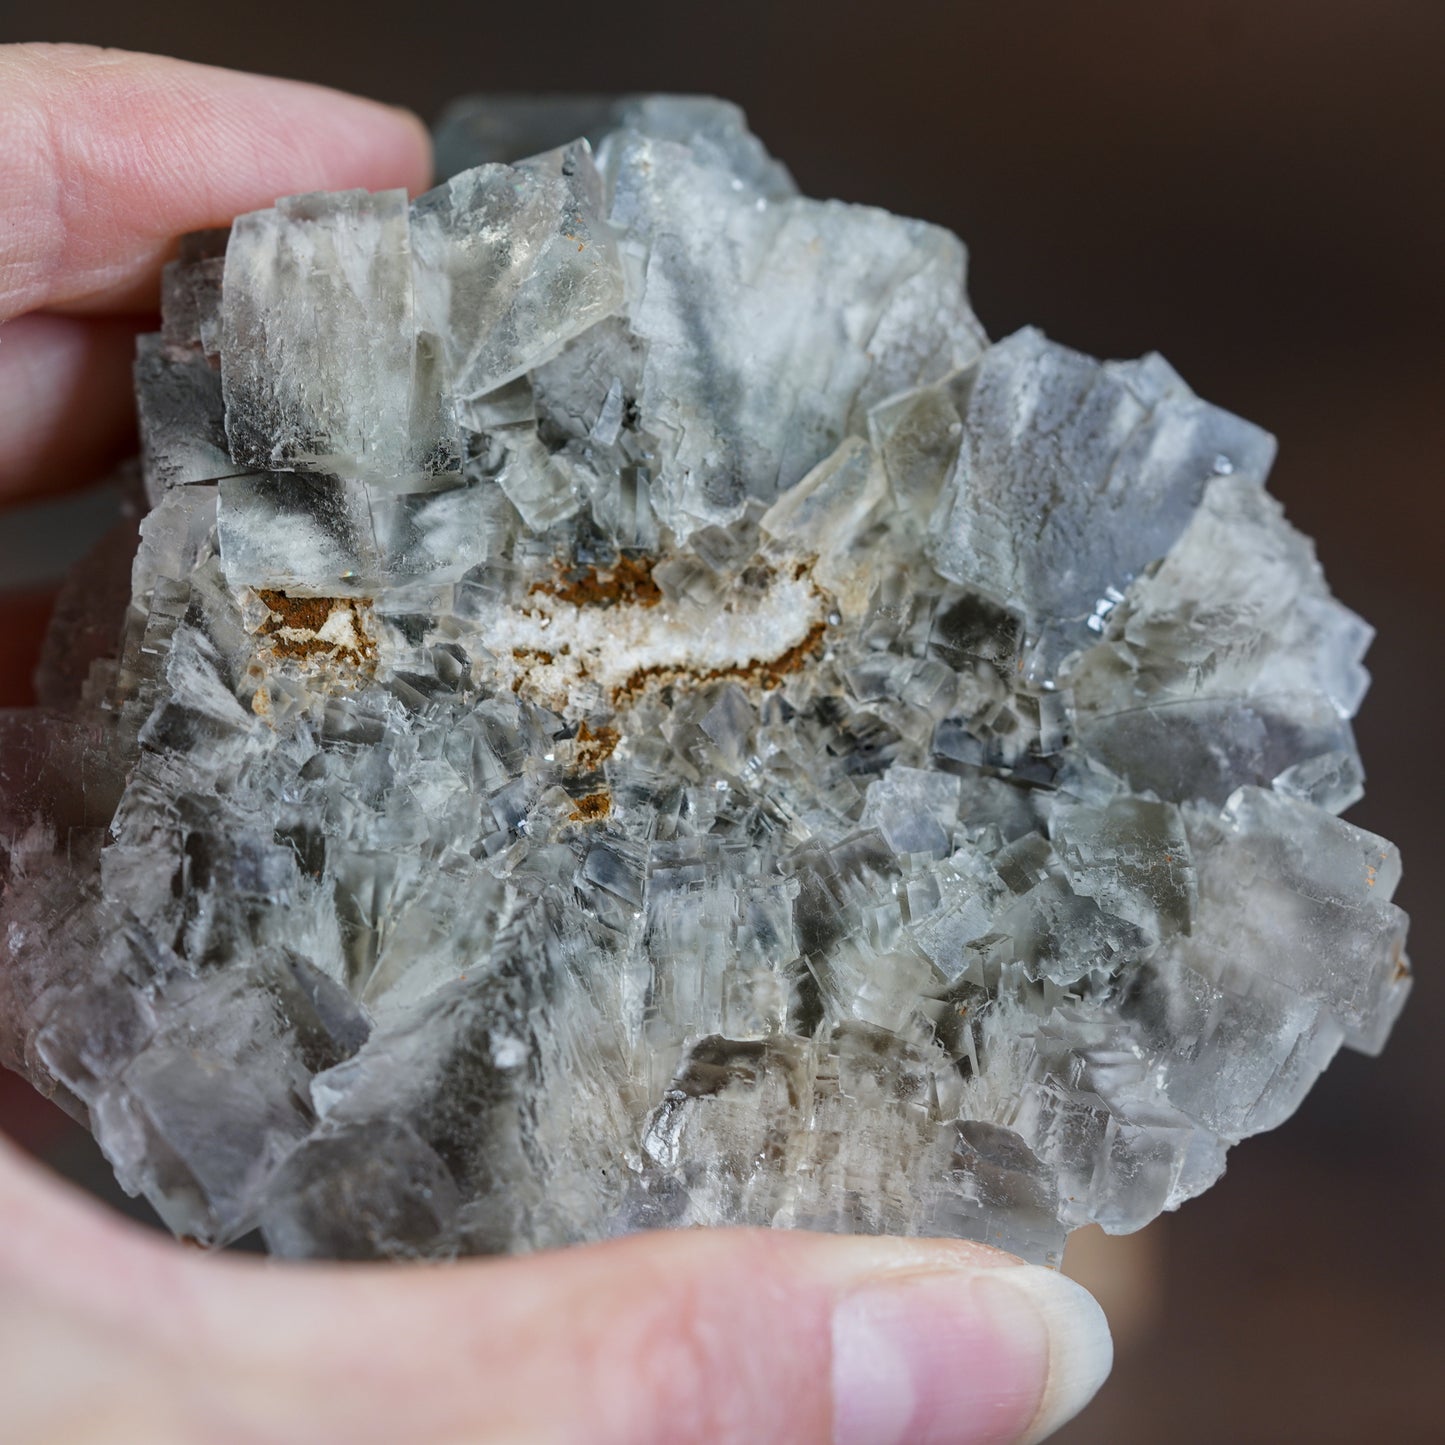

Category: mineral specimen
[0, 97, 1410, 1265]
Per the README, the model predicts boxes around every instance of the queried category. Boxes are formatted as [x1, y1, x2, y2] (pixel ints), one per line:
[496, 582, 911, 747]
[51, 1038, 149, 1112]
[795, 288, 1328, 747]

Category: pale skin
[0, 45, 1111, 1445]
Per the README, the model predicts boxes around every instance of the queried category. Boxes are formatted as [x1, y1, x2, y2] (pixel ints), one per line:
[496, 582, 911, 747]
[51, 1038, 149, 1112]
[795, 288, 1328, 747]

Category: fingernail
[831, 1264, 1113, 1445]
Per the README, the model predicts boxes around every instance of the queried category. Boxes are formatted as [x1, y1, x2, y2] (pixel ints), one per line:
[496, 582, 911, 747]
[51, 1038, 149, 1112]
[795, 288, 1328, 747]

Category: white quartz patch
[463, 570, 826, 710]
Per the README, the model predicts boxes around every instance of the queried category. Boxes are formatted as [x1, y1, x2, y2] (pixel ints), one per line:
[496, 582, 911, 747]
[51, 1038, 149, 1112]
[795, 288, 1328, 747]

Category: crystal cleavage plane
[0, 96, 1411, 1263]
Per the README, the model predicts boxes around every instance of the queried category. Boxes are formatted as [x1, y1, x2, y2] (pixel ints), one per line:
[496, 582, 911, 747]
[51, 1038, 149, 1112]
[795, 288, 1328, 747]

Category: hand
[0, 45, 1111, 1444]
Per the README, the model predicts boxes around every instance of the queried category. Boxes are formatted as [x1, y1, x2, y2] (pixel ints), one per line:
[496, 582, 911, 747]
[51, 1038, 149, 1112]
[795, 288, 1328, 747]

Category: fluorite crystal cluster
[0, 98, 1410, 1264]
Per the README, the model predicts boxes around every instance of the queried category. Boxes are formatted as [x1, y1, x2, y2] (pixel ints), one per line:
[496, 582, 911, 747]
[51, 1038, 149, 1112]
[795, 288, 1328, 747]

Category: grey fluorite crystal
[0, 97, 1410, 1265]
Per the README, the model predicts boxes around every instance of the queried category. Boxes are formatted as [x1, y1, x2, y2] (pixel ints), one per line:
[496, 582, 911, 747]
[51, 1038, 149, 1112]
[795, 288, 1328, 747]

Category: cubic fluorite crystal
[0, 97, 1410, 1264]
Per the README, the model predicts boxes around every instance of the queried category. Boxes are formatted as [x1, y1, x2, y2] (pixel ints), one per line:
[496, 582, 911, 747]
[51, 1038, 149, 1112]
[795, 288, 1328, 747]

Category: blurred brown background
[1, 2, 1441, 1440]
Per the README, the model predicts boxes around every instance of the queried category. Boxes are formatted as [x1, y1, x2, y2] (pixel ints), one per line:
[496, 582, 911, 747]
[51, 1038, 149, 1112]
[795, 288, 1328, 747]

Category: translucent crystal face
[0, 97, 1410, 1264]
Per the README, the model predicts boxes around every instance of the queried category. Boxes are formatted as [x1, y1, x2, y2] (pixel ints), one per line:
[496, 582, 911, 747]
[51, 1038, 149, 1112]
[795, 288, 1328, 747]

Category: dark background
[1, 3, 1441, 1440]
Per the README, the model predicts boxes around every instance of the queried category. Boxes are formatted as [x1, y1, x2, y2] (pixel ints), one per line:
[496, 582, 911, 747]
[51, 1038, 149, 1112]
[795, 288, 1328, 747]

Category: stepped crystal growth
[0, 97, 1410, 1263]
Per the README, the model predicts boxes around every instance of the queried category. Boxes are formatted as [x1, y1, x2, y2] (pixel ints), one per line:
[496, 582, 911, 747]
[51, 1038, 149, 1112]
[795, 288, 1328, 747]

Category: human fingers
[0, 586, 56, 705]
[0, 44, 433, 504]
[274, 1229, 1114, 1445]
[0, 312, 140, 502]
[0, 43, 432, 320]
[0, 1137, 1111, 1445]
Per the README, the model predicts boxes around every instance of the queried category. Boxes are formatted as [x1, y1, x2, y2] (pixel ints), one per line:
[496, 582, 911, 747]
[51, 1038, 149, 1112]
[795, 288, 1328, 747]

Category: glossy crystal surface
[0, 98, 1409, 1262]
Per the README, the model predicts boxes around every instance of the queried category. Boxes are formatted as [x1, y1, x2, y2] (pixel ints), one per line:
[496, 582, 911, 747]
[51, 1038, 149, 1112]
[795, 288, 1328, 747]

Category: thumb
[213, 1224, 1112, 1445]
[0, 1137, 1111, 1444]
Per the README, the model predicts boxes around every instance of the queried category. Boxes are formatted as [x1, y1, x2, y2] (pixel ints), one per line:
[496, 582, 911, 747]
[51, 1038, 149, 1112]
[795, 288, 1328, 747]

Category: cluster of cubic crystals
[0, 97, 1410, 1264]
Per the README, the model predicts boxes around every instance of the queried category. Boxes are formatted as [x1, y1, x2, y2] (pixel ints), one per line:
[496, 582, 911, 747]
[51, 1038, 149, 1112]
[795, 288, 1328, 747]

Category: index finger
[0, 43, 433, 320]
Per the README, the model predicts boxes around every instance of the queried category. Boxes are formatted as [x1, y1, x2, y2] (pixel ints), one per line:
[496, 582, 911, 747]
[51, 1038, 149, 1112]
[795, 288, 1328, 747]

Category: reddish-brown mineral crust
[255, 590, 377, 670]
[574, 720, 621, 772]
[256, 592, 332, 633]
[568, 790, 612, 822]
[613, 618, 829, 705]
[528, 555, 663, 610]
